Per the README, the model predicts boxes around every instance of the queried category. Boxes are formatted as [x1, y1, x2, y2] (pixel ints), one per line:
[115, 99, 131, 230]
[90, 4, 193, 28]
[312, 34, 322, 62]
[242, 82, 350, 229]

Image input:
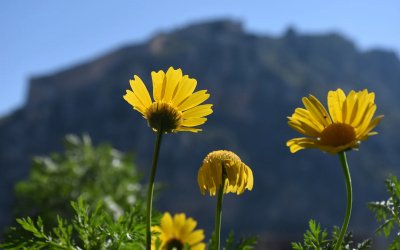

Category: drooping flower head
[152, 212, 205, 250]
[287, 88, 383, 154]
[198, 150, 253, 196]
[123, 67, 213, 133]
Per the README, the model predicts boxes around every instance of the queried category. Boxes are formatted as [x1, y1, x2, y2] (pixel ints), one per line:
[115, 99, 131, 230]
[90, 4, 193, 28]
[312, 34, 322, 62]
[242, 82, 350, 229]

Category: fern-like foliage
[208, 230, 258, 250]
[0, 197, 147, 250]
[292, 220, 372, 250]
[368, 175, 400, 249]
[14, 134, 143, 226]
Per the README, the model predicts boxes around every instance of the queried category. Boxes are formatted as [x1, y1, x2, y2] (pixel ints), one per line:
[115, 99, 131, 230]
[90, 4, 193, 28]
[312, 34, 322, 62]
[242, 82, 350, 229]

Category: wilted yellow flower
[287, 88, 383, 154]
[198, 150, 253, 196]
[123, 67, 212, 133]
[152, 212, 205, 250]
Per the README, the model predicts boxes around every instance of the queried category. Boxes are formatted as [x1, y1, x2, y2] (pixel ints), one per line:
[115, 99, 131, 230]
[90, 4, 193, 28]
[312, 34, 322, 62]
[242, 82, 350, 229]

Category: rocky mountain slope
[1, 20, 400, 241]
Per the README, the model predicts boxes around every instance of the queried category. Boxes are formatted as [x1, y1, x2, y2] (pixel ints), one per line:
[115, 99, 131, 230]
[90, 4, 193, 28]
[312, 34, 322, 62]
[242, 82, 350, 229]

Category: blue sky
[1, 0, 399, 116]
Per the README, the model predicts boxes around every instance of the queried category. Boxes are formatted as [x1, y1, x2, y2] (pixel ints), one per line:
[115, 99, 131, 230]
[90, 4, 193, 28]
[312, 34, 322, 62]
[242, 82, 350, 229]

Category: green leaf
[292, 220, 371, 250]
[13, 135, 143, 229]
[1, 197, 147, 249]
[207, 230, 257, 250]
[369, 175, 400, 247]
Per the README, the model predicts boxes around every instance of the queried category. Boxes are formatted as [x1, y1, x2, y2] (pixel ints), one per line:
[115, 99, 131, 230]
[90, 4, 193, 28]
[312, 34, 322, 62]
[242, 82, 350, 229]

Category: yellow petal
[245, 165, 254, 191]
[225, 163, 239, 193]
[173, 214, 186, 237]
[191, 243, 206, 250]
[201, 165, 212, 190]
[175, 127, 202, 133]
[186, 230, 205, 245]
[197, 167, 207, 195]
[178, 90, 210, 111]
[123, 90, 146, 115]
[181, 117, 207, 127]
[343, 90, 357, 124]
[172, 76, 197, 106]
[286, 137, 318, 153]
[351, 90, 370, 127]
[181, 218, 197, 238]
[210, 161, 222, 189]
[356, 104, 377, 137]
[359, 115, 383, 136]
[327, 88, 346, 123]
[151, 70, 165, 102]
[203, 165, 218, 196]
[129, 75, 152, 108]
[182, 104, 213, 119]
[288, 116, 322, 138]
[163, 67, 182, 102]
[161, 213, 174, 238]
[234, 165, 246, 194]
[293, 108, 324, 131]
[302, 95, 331, 128]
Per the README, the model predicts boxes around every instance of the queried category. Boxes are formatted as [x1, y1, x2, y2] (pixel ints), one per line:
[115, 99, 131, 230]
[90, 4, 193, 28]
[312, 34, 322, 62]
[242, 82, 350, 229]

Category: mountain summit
[1, 20, 400, 239]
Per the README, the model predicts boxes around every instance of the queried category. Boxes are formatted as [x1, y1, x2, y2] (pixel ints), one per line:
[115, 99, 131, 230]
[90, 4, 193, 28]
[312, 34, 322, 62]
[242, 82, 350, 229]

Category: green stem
[146, 129, 163, 250]
[215, 181, 224, 250]
[334, 151, 352, 250]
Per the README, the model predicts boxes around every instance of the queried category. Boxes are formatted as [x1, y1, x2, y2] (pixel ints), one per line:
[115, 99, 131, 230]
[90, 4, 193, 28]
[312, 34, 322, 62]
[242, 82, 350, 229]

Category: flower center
[146, 102, 182, 133]
[320, 123, 356, 147]
[164, 238, 184, 250]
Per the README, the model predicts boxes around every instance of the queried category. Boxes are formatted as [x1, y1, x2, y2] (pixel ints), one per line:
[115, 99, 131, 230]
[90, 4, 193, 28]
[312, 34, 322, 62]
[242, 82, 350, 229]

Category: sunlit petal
[287, 89, 382, 154]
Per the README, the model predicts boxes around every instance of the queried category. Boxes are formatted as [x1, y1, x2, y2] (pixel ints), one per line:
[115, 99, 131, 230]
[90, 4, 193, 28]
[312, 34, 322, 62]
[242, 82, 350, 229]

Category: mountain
[1, 19, 400, 243]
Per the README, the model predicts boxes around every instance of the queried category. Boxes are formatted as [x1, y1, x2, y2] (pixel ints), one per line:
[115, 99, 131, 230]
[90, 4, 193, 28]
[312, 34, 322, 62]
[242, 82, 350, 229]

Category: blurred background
[1, 1, 400, 249]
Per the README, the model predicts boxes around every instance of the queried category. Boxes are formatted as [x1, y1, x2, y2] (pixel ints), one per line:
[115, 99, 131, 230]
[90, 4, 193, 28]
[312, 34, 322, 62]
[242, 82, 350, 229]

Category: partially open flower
[197, 150, 253, 196]
[152, 212, 205, 250]
[287, 88, 383, 154]
[123, 67, 213, 133]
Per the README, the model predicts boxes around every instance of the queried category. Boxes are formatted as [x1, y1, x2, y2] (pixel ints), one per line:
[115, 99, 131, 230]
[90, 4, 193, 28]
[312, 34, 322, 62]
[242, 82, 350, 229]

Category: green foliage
[2, 134, 260, 249]
[1, 197, 147, 250]
[291, 220, 372, 250]
[14, 134, 143, 225]
[368, 175, 400, 249]
[208, 231, 258, 250]
[291, 220, 328, 250]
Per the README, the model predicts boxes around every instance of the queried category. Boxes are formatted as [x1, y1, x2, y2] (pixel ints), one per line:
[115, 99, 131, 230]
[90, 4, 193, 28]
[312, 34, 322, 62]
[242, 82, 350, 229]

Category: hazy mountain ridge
[1, 20, 400, 242]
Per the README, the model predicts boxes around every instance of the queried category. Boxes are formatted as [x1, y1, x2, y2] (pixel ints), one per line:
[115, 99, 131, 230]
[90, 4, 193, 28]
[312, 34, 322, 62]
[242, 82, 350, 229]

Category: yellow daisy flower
[152, 212, 205, 250]
[123, 67, 213, 133]
[198, 150, 253, 196]
[287, 88, 383, 154]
